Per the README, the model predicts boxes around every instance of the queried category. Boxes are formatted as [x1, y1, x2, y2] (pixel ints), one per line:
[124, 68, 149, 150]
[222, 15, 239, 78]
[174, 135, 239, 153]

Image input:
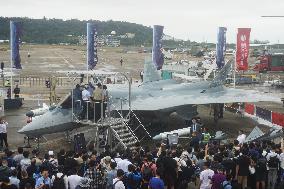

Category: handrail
[109, 102, 139, 142]
[128, 109, 152, 138]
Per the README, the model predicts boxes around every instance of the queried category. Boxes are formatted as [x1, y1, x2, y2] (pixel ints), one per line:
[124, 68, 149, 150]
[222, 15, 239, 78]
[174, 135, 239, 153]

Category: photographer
[35, 168, 51, 189]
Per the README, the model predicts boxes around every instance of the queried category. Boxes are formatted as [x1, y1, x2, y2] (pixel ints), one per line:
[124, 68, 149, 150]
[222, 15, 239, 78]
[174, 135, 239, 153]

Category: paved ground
[0, 44, 283, 152]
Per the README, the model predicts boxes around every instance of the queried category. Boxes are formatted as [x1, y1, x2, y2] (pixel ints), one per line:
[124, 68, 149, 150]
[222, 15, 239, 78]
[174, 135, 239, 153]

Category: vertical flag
[236, 28, 251, 71]
[216, 27, 227, 69]
[10, 21, 22, 69]
[152, 25, 164, 70]
[87, 23, 98, 70]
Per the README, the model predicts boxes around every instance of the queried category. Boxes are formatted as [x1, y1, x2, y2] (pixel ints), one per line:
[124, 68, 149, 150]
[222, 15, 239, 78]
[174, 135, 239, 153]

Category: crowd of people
[0, 132, 283, 189]
[0, 116, 284, 189]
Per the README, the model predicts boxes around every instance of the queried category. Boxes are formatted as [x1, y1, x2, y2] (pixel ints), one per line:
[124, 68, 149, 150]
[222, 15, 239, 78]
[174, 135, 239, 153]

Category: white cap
[48, 151, 54, 156]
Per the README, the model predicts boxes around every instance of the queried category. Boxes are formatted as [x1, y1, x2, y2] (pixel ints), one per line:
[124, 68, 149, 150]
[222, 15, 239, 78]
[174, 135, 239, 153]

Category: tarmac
[0, 44, 283, 152]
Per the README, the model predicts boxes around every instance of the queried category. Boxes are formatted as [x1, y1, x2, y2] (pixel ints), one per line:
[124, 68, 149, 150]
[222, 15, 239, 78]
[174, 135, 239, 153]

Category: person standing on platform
[81, 86, 91, 120]
[0, 117, 8, 150]
[93, 83, 103, 121]
[13, 85, 20, 98]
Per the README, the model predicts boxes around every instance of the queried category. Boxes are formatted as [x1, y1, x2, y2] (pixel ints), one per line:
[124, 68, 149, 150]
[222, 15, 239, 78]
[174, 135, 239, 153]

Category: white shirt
[200, 169, 214, 189]
[117, 159, 132, 173]
[20, 158, 31, 171]
[237, 134, 246, 144]
[9, 176, 20, 188]
[68, 175, 82, 189]
[114, 157, 123, 164]
[113, 178, 125, 189]
[0, 123, 7, 133]
[82, 89, 91, 101]
[280, 153, 284, 169]
[266, 151, 280, 161]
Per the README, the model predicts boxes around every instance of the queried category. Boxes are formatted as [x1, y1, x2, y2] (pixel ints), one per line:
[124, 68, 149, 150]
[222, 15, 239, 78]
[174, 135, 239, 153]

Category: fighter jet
[18, 58, 281, 138]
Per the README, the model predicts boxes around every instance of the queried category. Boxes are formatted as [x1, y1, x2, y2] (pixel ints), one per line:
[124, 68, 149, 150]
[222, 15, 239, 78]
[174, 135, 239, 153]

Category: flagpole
[10, 21, 13, 98]
[86, 23, 90, 84]
[234, 30, 237, 88]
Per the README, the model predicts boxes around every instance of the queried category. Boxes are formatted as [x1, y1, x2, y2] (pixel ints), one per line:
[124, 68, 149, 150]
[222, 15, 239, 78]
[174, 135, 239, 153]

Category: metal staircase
[65, 71, 151, 151]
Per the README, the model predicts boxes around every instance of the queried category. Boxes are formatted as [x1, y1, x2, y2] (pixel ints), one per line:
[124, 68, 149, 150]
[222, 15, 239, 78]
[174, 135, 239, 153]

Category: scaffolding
[66, 71, 151, 151]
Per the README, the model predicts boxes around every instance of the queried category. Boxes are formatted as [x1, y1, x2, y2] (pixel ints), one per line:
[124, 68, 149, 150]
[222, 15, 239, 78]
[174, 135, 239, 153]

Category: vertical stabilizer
[143, 57, 161, 82]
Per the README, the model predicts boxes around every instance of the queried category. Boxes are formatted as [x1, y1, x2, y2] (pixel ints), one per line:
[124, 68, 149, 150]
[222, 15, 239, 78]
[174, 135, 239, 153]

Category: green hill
[0, 17, 153, 45]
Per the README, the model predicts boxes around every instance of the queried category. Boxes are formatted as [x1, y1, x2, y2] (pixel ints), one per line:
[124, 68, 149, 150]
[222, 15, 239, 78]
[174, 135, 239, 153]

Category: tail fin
[143, 57, 161, 83]
[209, 59, 233, 88]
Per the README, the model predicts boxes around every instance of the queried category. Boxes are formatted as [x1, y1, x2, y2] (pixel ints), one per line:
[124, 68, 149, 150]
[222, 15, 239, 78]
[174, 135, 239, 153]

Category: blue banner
[10, 21, 22, 69]
[216, 27, 227, 69]
[256, 106, 272, 122]
[87, 23, 98, 70]
[152, 25, 164, 70]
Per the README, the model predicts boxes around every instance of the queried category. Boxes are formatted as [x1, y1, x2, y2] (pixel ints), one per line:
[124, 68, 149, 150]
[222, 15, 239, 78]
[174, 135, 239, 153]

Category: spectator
[1, 176, 17, 189]
[0, 118, 8, 149]
[57, 149, 65, 166]
[211, 166, 226, 189]
[117, 154, 132, 173]
[67, 169, 82, 189]
[141, 154, 157, 188]
[48, 151, 58, 173]
[5, 151, 17, 168]
[35, 168, 51, 189]
[237, 130, 246, 145]
[106, 162, 117, 189]
[113, 169, 125, 189]
[19, 170, 35, 189]
[83, 160, 105, 189]
[76, 177, 90, 189]
[125, 164, 141, 189]
[255, 154, 266, 189]
[0, 159, 12, 181]
[236, 149, 250, 189]
[13, 147, 24, 166]
[221, 174, 233, 189]
[31, 149, 42, 167]
[149, 168, 164, 189]
[20, 151, 31, 172]
[9, 169, 20, 188]
[266, 145, 280, 189]
[199, 161, 214, 189]
[64, 151, 78, 175]
[26, 159, 38, 178]
[51, 166, 68, 189]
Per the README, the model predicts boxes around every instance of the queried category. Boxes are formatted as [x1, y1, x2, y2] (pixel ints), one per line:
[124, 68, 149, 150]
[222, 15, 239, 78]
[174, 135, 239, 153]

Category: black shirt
[19, 177, 35, 189]
[237, 155, 250, 176]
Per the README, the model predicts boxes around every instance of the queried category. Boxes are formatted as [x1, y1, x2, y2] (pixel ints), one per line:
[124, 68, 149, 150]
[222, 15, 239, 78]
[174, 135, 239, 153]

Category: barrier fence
[0, 76, 76, 87]
[245, 103, 284, 127]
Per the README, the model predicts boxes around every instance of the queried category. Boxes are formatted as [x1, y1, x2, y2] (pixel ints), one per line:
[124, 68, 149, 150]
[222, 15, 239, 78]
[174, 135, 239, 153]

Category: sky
[1, 0, 284, 43]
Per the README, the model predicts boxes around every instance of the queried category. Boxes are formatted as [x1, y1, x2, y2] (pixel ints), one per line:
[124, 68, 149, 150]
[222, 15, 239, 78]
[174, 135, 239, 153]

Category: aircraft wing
[126, 87, 281, 111]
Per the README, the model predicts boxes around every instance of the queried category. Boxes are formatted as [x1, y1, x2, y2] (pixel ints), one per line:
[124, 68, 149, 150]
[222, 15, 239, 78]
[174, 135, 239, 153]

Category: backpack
[268, 155, 279, 169]
[126, 173, 140, 189]
[142, 163, 154, 182]
[113, 179, 122, 189]
[220, 181, 231, 189]
[257, 157, 267, 171]
[52, 175, 66, 189]
[42, 160, 56, 175]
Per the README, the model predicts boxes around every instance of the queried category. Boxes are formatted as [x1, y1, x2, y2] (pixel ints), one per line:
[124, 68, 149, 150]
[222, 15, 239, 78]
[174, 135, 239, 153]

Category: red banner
[272, 112, 284, 127]
[245, 103, 254, 115]
[236, 28, 251, 71]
